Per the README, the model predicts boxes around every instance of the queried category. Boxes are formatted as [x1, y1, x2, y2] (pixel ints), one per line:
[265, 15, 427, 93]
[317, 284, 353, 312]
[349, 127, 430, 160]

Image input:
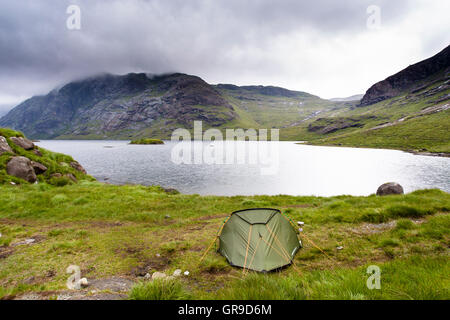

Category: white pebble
[173, 269, 182, 277]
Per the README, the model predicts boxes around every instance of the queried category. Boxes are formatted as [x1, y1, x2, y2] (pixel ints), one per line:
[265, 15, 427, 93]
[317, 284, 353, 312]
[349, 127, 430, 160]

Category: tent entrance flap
[218, 208, 301, 272]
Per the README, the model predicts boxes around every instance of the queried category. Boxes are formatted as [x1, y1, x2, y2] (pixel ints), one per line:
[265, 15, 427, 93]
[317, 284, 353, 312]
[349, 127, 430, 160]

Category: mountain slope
[0, 73, 341, 139]
[0, 73, 237, 139]
[360, 45, 450, 106]
[214, 84, 341, 130]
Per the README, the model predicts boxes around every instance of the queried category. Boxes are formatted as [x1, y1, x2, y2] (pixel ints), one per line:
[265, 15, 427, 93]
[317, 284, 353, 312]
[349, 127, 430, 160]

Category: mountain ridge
[0, 73, 336, 139]
[360, 45, 450, 106]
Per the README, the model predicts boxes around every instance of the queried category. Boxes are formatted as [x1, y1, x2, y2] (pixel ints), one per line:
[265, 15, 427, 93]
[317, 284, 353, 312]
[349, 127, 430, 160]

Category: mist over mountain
[0, 72, 329, 139]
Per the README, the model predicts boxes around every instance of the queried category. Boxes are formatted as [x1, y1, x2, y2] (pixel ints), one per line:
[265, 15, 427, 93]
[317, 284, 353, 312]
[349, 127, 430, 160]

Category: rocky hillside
[0, 72, 341, 140]
[0, 127, 91, 185]
[360, 45, 450, 106]
[0, 73, 237, 139]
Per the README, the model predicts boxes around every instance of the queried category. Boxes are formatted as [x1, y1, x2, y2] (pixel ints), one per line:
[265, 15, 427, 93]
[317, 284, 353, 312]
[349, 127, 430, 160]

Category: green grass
[312, 110, 450, 153]
[208, 255, 449, 300]
[0, 182, 448, 300]
[129, 279, 191, 300]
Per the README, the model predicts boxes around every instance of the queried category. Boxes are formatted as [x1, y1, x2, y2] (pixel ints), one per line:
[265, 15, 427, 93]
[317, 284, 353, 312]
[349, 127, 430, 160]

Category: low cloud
[0, 0, 448, 112]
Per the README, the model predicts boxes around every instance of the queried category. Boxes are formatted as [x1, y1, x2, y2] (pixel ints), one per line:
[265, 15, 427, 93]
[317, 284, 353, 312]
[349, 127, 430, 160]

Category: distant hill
[329, 94, 364, 102]
[0, 73, 338, 139]
[360, 45, 450, 106]
[0, 73, 237, 139]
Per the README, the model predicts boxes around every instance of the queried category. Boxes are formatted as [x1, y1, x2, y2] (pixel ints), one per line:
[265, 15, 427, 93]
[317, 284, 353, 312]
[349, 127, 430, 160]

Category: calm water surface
[36, 140, 450, 196]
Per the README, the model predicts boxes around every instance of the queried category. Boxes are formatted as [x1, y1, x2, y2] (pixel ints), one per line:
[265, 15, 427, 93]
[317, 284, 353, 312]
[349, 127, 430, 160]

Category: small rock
[164, 215, 171, 219]
[65, 173, 78, 183]
[152, 272, 167, 280]
[336, 246, 344, 250]
[32, 149, 43, 157]
[31, 161, 47, 175]
[46, 270, 56, 278]
[163, 188, 179, 195]
[70, 161, 87, 174]
[24, 276, 36, 284]
[173, 269, 182, 277]
[0, 136, 13, 155]
[144, 273, 152, 280]
[10, 137, 35, 150]
[88, 277, 134, 292]
[156, 253, 161, 257]
[10, 181, 16, 185]
[297, 221, 305, 226]
[376, 182, 404, 196]
[184, 271, 190, 276]
[79, 278, 89, 288]
[13, 238, 36, 246]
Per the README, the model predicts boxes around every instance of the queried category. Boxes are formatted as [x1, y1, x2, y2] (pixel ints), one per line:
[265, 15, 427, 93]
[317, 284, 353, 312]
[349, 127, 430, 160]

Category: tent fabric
[218, 208, 301, 272]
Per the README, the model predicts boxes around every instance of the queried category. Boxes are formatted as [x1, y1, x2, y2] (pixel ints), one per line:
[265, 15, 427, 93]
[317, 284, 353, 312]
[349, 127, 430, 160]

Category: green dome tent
[218, 208, 301, 272]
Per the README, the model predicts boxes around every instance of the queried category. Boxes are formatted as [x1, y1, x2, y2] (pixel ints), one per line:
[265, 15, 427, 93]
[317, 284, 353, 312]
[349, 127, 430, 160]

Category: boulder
[6, 156, 37, 183]
[163, 188, 179, 195]
[65, 173, 78, 183]
[10, 137, 35, 150]
[31, 161, 47, 175]
[0, 136, 13, 155]
[70, 161, 87, 174]
[376, 182, 404, 196]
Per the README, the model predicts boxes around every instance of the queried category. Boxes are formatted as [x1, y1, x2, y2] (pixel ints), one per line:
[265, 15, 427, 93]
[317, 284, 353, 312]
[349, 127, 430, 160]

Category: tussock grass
[129, 279, 191, 300]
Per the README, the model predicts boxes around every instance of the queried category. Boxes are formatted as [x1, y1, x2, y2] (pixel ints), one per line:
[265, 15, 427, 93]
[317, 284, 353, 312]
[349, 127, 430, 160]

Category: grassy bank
[0, 128, 93, 185]
[129, 138, 164, 145]
[0, 183, 449, 300]
[310, 109, 450, 154]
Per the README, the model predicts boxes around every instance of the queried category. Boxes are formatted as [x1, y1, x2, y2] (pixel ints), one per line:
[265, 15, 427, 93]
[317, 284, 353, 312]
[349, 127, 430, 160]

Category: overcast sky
[0, 0, 449, 115]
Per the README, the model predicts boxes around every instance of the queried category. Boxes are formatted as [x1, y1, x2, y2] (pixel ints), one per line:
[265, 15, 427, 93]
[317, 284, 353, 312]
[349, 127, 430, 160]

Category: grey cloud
[0, 0, 448, 110]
